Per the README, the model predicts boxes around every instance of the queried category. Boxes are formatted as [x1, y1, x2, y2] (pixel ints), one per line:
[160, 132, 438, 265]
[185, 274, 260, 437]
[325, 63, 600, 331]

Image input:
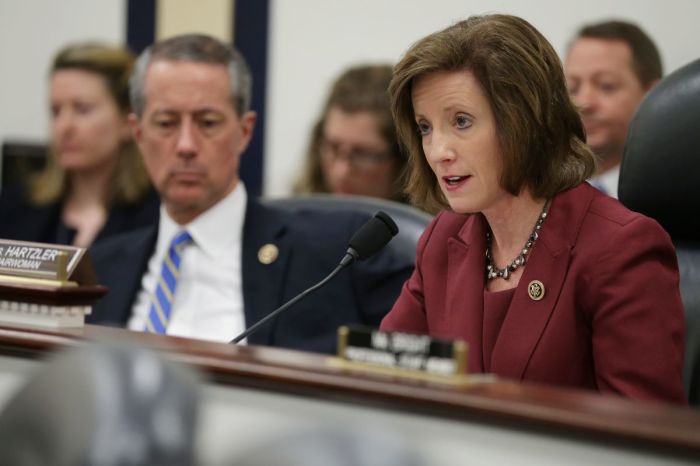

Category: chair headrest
[263, 194, 433, 261]
[619, 58, 700, 242]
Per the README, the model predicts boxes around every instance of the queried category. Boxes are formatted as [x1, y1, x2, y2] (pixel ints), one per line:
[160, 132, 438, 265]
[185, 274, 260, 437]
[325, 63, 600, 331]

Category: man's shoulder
[247, 199, 370, 241]
[245, 198, 417, 273]
[89, 224, 158, 263]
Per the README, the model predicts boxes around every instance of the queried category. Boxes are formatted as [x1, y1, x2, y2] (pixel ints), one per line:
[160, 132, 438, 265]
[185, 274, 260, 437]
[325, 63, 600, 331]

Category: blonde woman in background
[294, 64, 408, 203]
[0, 42, 158, 247]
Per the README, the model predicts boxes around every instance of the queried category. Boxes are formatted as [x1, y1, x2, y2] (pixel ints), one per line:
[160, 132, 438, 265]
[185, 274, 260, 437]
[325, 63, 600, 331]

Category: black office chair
[0, 342, 201, 465]
[619, 58, 700, 405]
[263, 194, 433, 263]
[0, 140, 47, 192]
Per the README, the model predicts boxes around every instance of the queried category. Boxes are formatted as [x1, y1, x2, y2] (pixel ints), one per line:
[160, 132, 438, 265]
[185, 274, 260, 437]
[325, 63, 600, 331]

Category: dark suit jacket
[88, 198, 414, 354]
[381, 183, 686, 403]
[0, 183, 160, 245]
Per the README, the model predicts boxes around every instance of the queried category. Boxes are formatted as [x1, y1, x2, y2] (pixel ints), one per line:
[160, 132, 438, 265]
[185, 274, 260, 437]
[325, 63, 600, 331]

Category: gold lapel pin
[528, 280, 545, 301]
[257, 244, 279, 265]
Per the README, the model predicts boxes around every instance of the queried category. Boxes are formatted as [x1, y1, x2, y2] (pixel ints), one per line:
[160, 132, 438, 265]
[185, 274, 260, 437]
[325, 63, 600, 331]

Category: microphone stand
[230, 251, 357, 344]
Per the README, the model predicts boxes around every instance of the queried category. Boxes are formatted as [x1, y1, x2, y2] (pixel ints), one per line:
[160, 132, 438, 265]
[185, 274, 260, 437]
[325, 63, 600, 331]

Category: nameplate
[0, 239, 84, 282]
[336, 325, 468, 378]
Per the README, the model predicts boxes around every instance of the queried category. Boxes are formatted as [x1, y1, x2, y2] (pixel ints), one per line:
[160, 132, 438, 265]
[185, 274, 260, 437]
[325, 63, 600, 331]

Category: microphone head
[347, 211, 399, 261]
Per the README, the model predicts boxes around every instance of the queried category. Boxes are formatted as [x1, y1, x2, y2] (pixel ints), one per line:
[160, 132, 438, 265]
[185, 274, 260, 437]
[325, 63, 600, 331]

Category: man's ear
[237, 111, 257, 154]
[128, 113, 142, 144]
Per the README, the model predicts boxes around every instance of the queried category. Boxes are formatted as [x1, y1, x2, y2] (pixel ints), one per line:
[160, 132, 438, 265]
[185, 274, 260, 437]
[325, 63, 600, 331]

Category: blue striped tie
[145, 230, 192, 333]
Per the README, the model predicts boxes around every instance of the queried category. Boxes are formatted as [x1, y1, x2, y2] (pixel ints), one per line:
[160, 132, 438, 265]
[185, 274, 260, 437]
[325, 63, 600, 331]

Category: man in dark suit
[87, 34, 413, 354]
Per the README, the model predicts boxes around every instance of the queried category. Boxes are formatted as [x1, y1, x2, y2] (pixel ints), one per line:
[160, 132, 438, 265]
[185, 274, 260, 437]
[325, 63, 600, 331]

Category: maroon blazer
[382, 183, 686, 403]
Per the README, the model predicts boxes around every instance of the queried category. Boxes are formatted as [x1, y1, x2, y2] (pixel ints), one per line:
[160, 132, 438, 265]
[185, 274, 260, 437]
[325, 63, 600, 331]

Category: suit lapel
[241, 199, 291, 346]
[117, 227, 158, 321]
[447, 214, 488, 374]
[489, 231, 571, 378]
[88, 225, 157, 325]
[490, 185, 594, 379]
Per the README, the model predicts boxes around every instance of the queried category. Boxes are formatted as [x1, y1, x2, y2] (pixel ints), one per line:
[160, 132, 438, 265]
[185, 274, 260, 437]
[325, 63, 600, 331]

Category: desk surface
[0, 323, 698, 464]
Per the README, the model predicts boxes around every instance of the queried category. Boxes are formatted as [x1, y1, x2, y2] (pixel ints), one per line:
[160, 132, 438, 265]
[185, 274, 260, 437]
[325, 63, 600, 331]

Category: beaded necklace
[485, 202, 549, 280]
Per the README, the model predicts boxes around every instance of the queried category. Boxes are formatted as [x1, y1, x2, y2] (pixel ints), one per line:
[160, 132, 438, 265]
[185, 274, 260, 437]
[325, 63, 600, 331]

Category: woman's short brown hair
[31, 42, 151, 206]
[390, 14, 595, 212]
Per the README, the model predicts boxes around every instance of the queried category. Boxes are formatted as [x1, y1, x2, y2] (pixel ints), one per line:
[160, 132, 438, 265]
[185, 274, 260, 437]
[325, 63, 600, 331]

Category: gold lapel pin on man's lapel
[528, 280, 545, 301]
[257, 244, 279, 265]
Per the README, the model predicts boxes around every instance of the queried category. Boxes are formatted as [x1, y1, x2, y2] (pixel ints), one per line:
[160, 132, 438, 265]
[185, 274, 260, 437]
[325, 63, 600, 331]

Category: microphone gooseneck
[231, 211, 399, 344]
[231, 262, 346, 344]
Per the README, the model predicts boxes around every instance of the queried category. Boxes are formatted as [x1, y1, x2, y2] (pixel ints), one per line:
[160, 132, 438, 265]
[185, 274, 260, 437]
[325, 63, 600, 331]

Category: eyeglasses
[319, 139, 394, 170]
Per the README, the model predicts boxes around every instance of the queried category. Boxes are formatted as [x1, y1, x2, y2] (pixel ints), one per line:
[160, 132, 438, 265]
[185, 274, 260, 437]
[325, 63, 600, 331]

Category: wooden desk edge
[0, 323, 697, 457]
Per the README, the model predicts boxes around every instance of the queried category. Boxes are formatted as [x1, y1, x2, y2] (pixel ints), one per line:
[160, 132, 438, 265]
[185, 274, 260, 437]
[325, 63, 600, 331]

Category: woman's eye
[416, 121, 431, 136]
[599, 82, 618, 93]
[74, 102, 94, 115]
[455, 114, 471, 129]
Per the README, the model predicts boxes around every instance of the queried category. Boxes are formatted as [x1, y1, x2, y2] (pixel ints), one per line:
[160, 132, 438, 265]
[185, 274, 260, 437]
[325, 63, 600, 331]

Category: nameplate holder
[0, 239, 92, 286]
[0, 239, 106, 328]
[329, 325, 470, 385]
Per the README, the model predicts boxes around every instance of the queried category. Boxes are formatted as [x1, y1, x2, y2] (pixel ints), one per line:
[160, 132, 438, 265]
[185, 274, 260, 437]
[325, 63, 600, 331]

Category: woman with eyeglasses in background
[294, 64, 408, 203]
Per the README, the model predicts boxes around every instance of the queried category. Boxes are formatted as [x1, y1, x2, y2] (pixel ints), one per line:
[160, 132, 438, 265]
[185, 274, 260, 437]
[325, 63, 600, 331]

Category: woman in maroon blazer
[381, 15, 686, 403]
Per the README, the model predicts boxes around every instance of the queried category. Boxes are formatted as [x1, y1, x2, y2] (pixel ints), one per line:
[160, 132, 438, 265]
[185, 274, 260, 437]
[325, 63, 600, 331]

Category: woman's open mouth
[443, 175, 470, 191]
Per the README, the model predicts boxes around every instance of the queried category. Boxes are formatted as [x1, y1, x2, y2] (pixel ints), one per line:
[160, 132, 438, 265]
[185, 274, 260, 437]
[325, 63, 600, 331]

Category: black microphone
[230, 211, 399, 344]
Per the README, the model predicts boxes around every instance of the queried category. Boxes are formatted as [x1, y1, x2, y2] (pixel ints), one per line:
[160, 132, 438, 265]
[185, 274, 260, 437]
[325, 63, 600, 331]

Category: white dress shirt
[589, 164, 620, 199]
[128, 183, 247, 343]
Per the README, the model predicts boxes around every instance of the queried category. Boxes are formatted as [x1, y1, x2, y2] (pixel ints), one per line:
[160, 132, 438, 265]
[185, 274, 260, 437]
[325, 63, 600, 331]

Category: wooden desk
[0, 324, 698, 465]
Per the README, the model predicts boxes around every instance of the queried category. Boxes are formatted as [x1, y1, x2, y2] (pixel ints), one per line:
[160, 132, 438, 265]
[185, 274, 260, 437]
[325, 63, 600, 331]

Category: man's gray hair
[130, 34, 252, 117]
